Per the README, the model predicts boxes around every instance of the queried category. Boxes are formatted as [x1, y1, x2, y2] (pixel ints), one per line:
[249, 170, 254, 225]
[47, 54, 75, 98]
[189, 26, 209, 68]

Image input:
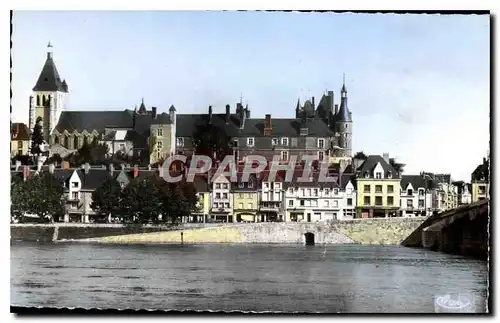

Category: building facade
[471, 157, 489, 202]
[11, 123, 30, 157]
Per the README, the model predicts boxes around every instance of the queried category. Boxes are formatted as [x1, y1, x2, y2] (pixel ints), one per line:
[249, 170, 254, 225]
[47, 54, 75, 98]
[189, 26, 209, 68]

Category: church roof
[33, 51, 67, 93]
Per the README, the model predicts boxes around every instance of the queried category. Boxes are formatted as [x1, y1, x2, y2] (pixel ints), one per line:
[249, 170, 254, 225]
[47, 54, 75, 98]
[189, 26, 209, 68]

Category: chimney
[22, 166, 29, 181]
[328, 91, 334, 113]
[62, 161, 70, 169]
[208, 106, 213, 124]
[483, 157, 487, 164]
[264, 114, 272, 136]
[245, 106, 250, 119]
[109, 163, 115, 175]
[15, 160, 21, 171]
[225, 104, 230, 123]
[383, 153, 390, 164]
[152, 107, 157, 119]
[84, 162, 90, 174]
[238, 103, 246, 129]
[334, 104, 339, 115]
[49, 163, 55, 174]
[133, 166, 139, 178]
[312, 96, 315, 109]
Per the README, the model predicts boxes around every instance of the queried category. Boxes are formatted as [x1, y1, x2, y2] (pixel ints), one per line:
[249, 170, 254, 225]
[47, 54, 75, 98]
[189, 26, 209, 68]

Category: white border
[4, 1, 496, 322]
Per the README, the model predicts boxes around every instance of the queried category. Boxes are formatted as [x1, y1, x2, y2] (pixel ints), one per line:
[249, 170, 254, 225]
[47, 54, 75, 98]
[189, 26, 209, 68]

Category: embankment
[85, 218, 426, 245]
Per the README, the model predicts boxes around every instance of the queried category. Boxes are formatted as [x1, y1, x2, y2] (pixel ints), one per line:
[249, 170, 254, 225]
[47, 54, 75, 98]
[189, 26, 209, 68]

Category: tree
[153, 174, 198, 224]
[30, 117, 44, 156]
[90, 177, 122, 223]
[389, 158, 405, 175]
[119, 178, 162, 225]
[353, 151, 368, 160]
[10, 175, 28, 222]
[22, 173, 64, 223]
[45, 153, 62, 165]
[192, 122, 234, 162]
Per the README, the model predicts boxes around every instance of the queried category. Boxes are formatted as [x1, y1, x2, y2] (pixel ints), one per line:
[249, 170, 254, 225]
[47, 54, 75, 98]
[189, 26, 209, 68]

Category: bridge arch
[304, 232, 315, 245]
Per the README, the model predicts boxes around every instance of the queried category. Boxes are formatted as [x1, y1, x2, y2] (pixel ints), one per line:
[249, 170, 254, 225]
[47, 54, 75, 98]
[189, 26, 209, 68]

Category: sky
[11, 11, 490, 182]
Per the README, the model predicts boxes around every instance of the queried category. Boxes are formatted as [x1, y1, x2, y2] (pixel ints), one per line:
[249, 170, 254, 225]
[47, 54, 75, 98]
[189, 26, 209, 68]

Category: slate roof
[231, 173, 259, 191]
[33, 52, 67, 92]
[401, 175, 427, 190]
[340, 173, 357, 190]
[471, 159, 489, 182]
[11, 123, 30, 140]
[356, 155, 398, 178]
[284, 170, 339, 189]
[54, 111, 133, 133]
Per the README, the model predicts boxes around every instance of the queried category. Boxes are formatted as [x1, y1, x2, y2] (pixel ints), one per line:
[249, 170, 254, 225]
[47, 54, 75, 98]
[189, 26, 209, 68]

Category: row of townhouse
[11, 153, 486, 224]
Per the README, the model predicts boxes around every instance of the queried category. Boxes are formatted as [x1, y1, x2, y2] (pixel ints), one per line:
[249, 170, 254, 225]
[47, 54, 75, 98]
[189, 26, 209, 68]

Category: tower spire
[342, 73, 347, 93]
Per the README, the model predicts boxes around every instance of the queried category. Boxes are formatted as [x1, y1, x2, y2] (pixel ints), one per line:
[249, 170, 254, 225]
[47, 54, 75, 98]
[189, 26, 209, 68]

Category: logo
[434, 293, 475, 313]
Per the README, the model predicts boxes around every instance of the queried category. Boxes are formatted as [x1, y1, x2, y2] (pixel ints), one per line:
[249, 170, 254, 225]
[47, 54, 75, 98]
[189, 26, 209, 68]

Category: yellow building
[471, 157, 489, 202]
[11, 123, 30, 157]
[232, 175, 259, 223]
[355, 155, 401, 218]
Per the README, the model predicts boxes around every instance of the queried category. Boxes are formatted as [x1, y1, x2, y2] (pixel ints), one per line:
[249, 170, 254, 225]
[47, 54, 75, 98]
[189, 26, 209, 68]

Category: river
[11, 242, 488, 313]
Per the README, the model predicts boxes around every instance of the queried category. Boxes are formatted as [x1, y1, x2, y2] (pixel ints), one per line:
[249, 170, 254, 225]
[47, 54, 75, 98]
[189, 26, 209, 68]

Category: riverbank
[11, 218, 426, 245]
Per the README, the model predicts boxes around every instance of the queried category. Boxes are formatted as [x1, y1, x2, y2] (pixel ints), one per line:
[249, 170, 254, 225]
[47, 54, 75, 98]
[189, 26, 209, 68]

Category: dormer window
[388, 171, 392, 179]
[238, 182, 244, 188]
[408, 189, 413, 196]
[376, 172, 382, 179]
[317, 138, 325, 149]
[364, 171, 369, 178]
[281, 138, 289, 146]
[248, 180, 253, 188]
[176, 137, 184, 147]
[272, 138, 279, 146]
[247, 137, 255, 147]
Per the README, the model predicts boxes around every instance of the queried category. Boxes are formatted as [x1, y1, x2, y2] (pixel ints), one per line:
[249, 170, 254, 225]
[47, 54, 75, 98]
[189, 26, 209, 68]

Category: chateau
[28, 45, 353, 168]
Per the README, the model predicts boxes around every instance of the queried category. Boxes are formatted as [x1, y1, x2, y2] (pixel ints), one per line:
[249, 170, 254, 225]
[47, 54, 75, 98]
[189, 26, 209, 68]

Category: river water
[11, 242, 488, 313]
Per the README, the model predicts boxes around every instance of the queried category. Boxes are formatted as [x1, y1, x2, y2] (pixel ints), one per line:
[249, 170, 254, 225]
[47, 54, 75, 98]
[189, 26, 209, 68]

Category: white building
[400, 175, 432, 217]
[210, 174, 233, 222]
[339, 173, 357, 219]
[259, 171, 284, 222]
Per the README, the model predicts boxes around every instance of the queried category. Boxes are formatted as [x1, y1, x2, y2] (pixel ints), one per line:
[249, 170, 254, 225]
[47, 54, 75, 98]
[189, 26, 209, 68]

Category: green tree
[30, 117, 44, 156]
[192, 122, 234, 162]
[23, 172, 64, 223]
[90, 177, 122, 223]
[353, 151, 368, 160]
[153, 173, 198, 224]
[119, 178, 162, 225]
[389, 158, 405, 175]
[10, 175, 28, 222]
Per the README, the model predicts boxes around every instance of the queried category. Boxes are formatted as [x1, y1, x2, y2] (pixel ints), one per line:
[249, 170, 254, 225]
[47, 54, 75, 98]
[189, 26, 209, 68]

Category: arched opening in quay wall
[304, 232, 315, 245]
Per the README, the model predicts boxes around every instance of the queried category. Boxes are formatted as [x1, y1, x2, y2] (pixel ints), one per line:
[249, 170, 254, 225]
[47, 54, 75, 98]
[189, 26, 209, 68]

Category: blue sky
[11, 11, 490, 181]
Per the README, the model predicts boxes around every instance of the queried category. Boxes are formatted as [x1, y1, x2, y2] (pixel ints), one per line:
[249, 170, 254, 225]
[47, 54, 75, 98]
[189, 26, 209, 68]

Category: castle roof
[33, 49, 67, 93]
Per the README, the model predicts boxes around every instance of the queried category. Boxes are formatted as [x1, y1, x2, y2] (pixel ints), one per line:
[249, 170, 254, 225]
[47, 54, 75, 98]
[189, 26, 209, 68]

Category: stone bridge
[86, 218, 425, 245]
[401, 199, 489, 260]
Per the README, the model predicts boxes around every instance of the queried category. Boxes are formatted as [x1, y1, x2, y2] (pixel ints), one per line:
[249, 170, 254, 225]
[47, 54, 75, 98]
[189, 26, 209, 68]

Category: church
[28, 44, 354, 168]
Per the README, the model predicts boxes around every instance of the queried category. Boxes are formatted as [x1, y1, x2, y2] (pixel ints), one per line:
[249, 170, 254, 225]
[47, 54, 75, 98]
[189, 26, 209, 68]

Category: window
[216, 192, 221, 199]
[300, 200, 305, 206]
[333, 200, 338, 207]
[238, 182, 244, 188]
[17, 140, 23, 149]
[239, 203, 244, 209]
[375, 185, 382, 193]
[119, 143, 125, 151]
[275, 183, 281, 190]
[306, 189, 311, 196]
[272, 138, 279, 146]
[375, 196, 383, 206]
[419, 189, 425, 196]
[222, 193, 228, 199]
[83, 135, 89, 146]
[157, 128, 163, 136]
[407, 199, 413, 208]
[407, 189, 413, 196]
[300, 188, 305, 196]
[213, 202, 218, 208]
[418, 199, 425, 208]
[215, 183, 221, 189]
[347, 198, 353, 206]
[388, 185, 394, 193]
[264, 182, 269, 189]
[317, 138, 325, 148]
[247, 137, 254, 147]
[157, 141, 163, 149]
[313, 189, 318, 196]
[248, 181, 253, 188]
[288, 188, 294, 194]
[157, 151, 162, 160]
[364, 196, 371, 205]
[387, 171, 392, 179]
[281, 138, 289, 146]
[376, 172, 382, 179]
[364, 185, 370, 193]
[223, 183, 228, 189]
[364, 172, 369, 178]
[324, 188, 330, 195]
[478, 185, 486, 195]
[289, 200, 294, 207]
[72, 182, 78, 188]
[324, 200, 329, 207]
[311, 200, 317, 207]
[281, 150, 289, 161]
[225, 203, 230, 208]
[73, 136, 79, 149]
[71, 192, 78, 200]
[176, 137, 184, 147]
[387, 196, 394, 206]
[300, 128, 308, 136]
[318, 151, 324, 161]
[248, 203, 253, 209]
[334, 189, 339, 195]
